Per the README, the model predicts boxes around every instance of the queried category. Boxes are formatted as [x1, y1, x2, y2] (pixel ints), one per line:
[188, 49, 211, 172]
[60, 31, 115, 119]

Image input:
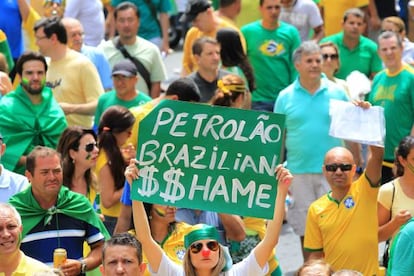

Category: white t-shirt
[149, 249, 269, 276]
[64, 0, 105, 46]
[280, 0, 323, 41]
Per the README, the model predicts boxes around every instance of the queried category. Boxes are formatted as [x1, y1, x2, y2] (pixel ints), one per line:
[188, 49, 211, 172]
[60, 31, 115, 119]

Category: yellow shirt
[95, 150, 121, 217]
[304, 173, 379, 275]
[22, 7, 41, 51]
[2, 252, 51, 276]
[242, 217, 279, 275]
[143, 222, 193, 276]
[47, 49, 104, 127]
[128, 101, 156, 148]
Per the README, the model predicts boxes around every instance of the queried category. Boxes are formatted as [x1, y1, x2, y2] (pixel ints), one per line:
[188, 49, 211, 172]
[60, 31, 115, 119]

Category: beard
[21, 78, 44, 95]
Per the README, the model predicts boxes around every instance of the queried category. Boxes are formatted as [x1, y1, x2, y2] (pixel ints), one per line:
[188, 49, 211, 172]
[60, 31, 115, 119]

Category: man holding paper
[274, 41, 360, 259]
[369, 30, 414, 184]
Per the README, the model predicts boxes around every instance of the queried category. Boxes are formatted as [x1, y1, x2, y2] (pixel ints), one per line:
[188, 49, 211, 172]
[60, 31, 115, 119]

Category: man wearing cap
[0, 51, 67, 175]
[180, 0, 246, 76]
[0, 134, 29, 202]
[94, 59, 152, 128]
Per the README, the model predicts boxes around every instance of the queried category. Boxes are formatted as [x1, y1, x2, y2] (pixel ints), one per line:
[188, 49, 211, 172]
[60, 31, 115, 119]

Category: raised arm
[365, 144, 384, 186]
[254, 164, 292, 268]
[127, 160, 164, 272]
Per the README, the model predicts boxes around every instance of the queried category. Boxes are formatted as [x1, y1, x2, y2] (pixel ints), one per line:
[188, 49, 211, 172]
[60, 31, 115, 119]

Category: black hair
[15, 51, 48, 76]
[34, 17, 67, 44]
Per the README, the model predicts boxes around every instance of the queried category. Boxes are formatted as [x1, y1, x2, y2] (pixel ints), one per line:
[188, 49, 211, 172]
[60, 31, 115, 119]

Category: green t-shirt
[111, 0, 171, 40]
[369, 65, 414, 160]
[241, 20, 300, 102]
[94, 90, 152, 127]
[320, 32, 382, 79]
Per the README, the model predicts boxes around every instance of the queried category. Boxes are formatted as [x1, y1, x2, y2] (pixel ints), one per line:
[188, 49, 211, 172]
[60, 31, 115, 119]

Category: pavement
[162, 45, 305, 275]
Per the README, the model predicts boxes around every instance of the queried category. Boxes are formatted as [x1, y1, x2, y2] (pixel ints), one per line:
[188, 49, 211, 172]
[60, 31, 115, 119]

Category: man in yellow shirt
[304, 144, 384, 275]
[0, 203, 51, 275]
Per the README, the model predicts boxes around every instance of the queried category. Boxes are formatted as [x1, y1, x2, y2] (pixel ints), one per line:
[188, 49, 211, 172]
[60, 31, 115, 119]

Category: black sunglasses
[84, 142, 97, 153]
[190, 241, 219, 254]
[322, 54, 339, 60]
[325, 163, 353, 172]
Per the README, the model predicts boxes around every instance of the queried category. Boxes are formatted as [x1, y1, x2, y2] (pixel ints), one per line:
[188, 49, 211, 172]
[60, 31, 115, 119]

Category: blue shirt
[81, 45, 113, 90]
[274, 75, 348, 173]
[20, 213, 105, 266]
[0, 165, 28, 202]
[0, 0, 23, 59]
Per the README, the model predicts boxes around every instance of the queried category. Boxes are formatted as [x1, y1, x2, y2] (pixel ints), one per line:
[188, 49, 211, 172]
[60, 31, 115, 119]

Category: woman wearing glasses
[127, 161, 292, 276]
[57, 126, 99, 205]
[319, 42, 350, 98]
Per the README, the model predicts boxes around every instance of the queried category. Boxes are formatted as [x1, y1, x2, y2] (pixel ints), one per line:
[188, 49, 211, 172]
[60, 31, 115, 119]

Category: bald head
[61, 17, 84, 52]
[324, 147, 355, 165]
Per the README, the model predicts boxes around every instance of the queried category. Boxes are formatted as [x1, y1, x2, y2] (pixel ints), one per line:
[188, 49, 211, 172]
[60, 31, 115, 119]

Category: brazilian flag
[0, 29, 14, 72]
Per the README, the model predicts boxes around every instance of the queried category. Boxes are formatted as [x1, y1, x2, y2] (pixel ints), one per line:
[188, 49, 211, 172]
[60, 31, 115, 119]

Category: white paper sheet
[329, 99, 385, 146]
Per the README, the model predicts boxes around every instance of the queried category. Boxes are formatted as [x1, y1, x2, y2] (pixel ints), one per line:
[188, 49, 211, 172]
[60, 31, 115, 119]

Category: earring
[148, 215, 152, 220]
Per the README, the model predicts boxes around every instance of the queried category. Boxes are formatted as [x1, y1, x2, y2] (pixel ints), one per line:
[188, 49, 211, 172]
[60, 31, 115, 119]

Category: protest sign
[131, 100, 285, 219]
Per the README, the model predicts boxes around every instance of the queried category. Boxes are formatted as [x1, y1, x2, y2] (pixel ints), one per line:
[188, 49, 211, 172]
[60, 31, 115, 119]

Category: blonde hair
[183, 244, 226, 276]
[382, 16, 406, 34]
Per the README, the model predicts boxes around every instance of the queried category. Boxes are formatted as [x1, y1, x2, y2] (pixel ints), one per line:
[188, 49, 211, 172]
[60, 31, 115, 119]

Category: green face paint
[21, 77, 30, 86]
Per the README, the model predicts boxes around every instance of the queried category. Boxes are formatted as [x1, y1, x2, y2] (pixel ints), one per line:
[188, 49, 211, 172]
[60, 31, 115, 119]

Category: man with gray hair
[274, 41, 350, 260]
[0, 202, 51, 274]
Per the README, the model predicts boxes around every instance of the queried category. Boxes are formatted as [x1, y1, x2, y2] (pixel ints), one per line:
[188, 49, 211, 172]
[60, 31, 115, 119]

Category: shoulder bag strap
[112, 37, 152, 95]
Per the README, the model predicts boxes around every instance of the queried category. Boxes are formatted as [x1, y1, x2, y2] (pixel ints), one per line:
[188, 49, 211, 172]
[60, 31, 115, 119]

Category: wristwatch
[80, 259, 87, 274]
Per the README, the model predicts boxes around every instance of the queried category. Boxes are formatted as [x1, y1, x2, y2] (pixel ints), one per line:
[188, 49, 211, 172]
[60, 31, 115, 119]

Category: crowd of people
[0, 0, 414, 275]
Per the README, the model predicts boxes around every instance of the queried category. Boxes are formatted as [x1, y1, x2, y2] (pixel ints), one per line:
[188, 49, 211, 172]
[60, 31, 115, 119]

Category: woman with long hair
[216, 28, 255, 93]
[57, 126, 99, 204]
[127, 159, 292, 276]
[96, 105, 135, 234]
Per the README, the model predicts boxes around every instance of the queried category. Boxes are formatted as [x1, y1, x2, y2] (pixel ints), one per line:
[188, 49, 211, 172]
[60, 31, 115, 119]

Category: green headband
[184, 224, 220, 248]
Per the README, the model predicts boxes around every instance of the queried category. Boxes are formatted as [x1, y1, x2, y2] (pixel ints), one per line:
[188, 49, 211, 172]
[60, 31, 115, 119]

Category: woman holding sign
[127, 159, 292, 276]
[211, 74, 282, 275]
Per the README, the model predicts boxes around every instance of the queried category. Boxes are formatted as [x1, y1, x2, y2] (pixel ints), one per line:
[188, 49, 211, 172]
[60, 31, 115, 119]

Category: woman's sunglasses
[190, 241, 219, 254]
[84, 142, 97, 153]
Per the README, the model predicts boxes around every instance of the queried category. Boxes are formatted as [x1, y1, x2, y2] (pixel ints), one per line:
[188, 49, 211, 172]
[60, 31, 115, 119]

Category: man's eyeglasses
[322, 54, 339, 60]
[325, 163, 353, 172]
[190, 241, 219, 254]
[84, 142, 97, 153]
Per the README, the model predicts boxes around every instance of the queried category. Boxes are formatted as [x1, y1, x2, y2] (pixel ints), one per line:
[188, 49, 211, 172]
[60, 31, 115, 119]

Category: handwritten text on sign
[131, 100, 285, 219]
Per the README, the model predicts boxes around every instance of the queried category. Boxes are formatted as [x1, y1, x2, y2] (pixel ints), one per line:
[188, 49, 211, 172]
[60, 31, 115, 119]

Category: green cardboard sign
[131, 100, 285, 219]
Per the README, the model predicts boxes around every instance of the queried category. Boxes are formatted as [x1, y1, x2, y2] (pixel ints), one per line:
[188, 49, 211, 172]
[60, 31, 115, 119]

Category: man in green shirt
[94, 59, 151, 128]
[320, 8, 382, 80]
[0, 51, 67, 174]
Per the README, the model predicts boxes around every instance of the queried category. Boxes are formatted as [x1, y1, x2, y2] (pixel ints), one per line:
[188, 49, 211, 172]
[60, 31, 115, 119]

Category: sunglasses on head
[322, 53, 339, 60]
[325, 163, 353, 172]
[84, 142, 97, 153]
[190, 241, 219, 254]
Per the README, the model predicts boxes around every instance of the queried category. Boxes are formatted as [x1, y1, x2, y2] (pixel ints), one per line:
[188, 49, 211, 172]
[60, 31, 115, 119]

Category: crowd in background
[1, 0, 414, 275]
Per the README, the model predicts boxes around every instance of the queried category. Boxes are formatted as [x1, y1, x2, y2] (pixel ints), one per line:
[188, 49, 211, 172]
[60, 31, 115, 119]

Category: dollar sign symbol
[160, 167, 185, 203]
[138, 166, 159, 197]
